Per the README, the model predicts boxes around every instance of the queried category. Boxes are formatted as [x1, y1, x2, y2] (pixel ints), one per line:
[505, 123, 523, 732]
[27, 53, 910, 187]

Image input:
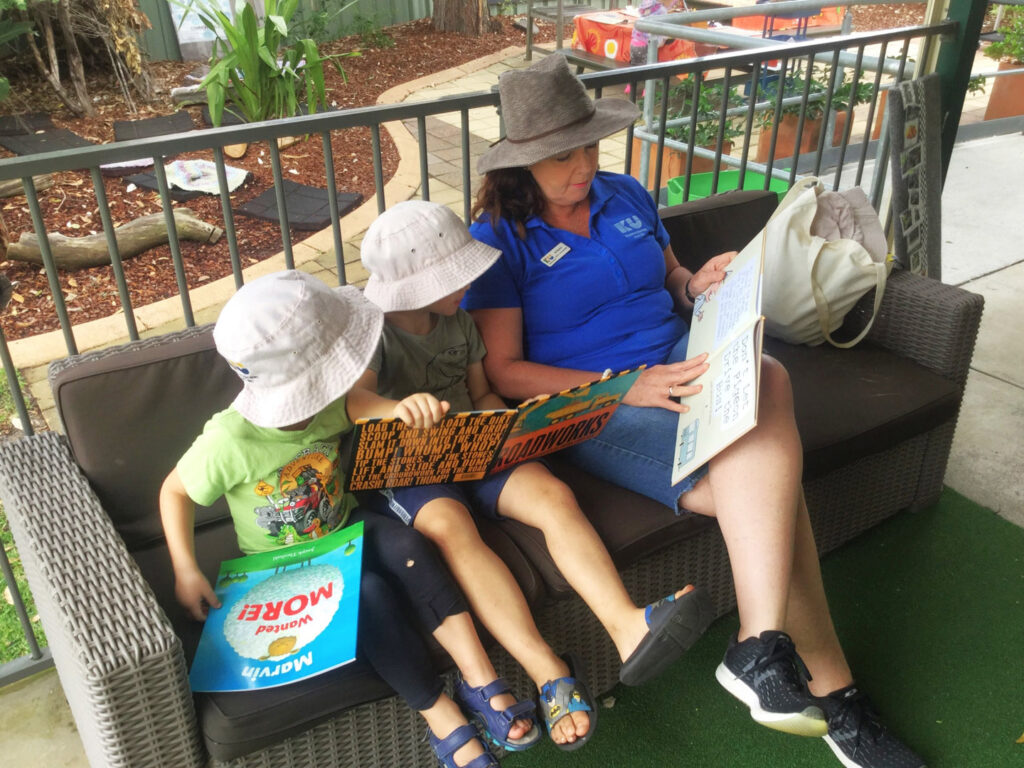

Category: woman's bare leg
[681, 357, 852, 686]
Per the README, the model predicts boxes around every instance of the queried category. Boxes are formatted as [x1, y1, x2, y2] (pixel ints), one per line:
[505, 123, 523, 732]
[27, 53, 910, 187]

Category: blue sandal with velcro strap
[454, 676, 542, 752]
[428, 724, 499, 768]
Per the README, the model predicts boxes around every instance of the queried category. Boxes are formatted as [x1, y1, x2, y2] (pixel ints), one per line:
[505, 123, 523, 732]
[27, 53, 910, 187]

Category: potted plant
[983, 7, 1024, 120]
[756, 68, 871, 162]
[179, 0, 352, 155]
[632, 76, 744, 185]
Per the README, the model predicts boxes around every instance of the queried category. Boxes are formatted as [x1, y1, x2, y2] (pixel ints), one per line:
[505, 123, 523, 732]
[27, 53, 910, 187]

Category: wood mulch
[0, 7, 924, 343]
[0, 16, 554, 342]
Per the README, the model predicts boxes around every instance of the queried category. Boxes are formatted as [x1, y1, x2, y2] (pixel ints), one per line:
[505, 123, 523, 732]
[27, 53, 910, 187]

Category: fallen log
[6, 208, 224, 270]
[0, 174, 54, 198]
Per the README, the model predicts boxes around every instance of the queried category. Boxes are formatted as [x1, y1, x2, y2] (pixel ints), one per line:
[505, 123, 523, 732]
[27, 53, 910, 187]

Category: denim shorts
[562, 333, 709, 511]
[360, 465, 520, 526]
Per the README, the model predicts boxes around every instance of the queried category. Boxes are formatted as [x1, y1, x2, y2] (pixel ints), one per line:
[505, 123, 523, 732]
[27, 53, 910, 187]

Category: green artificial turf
[503, 489, 1024, 768]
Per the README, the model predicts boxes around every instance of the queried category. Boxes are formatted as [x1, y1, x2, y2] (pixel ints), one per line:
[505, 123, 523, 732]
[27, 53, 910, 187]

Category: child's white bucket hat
[213, 270, 383, 428]
[361, 200, 501, 312]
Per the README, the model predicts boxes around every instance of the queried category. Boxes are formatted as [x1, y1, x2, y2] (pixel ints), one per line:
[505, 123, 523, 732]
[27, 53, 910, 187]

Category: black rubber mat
[234, 180, 362, 230]
[0, 112, 56, 136]
[0, 128, 94, 155]
[113, 110, 195, 142]
[200, 104, 250, 127]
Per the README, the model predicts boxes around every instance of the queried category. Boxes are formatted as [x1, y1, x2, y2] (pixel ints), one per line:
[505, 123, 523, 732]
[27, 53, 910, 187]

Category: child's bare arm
[348, 370, 451, 428]
[159, 468, 221, 621]
[466, 360, 508, 411]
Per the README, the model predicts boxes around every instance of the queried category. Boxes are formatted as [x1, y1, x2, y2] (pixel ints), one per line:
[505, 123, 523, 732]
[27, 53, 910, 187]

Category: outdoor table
[696, 0, 843, 35]
[571, 9, 708, 63]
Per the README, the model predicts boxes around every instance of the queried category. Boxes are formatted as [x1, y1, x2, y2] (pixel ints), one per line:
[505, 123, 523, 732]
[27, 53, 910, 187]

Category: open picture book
[671, 230, 767, 485]
[344, 367, 644, 491]
[189, 521, 364, 693]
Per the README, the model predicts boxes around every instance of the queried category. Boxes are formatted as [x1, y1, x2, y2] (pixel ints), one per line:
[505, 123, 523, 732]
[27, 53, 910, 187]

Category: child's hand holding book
[393, 393, 451, 429]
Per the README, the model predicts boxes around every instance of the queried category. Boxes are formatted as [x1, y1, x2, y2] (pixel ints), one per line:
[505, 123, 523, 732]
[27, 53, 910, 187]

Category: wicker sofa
[0, 190, 983, 768]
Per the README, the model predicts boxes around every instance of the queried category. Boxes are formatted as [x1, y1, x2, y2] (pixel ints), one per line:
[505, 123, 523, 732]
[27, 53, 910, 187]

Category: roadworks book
[671, 230, 766, 485]
[188, 521, 363, 693]
[344, 367, 643, 491]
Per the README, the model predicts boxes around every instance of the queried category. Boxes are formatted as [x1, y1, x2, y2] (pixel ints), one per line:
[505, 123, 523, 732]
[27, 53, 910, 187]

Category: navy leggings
[352, 510, 469, 711]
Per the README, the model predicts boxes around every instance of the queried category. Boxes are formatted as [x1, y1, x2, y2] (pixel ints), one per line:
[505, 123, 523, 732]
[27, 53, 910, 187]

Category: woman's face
[528, 143, 600, 209]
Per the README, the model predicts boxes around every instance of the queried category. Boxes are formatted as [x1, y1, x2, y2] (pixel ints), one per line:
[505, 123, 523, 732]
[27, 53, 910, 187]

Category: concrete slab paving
[945, 369, 1024, 527]
[941, 133, 1024, 286]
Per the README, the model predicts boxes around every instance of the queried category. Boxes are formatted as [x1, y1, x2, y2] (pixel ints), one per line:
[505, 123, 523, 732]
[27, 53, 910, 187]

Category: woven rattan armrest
[860, 269, 984, 389]
[0, 431, 206, 768]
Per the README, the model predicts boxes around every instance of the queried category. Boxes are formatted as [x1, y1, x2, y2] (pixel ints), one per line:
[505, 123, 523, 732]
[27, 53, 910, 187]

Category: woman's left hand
[688, 251, 737, 298]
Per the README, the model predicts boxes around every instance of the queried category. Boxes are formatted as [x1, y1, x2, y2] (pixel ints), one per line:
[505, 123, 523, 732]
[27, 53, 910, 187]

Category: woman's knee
[761, 355, 794, 403]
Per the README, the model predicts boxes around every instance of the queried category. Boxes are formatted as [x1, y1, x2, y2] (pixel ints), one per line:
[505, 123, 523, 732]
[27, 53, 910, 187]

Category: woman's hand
[394, 393, 450, 429]
[687, 251, 737, 298]
[622, 354, 710, 412]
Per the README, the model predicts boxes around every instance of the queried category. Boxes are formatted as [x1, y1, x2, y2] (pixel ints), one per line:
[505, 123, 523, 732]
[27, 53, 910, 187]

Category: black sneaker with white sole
[818, 686, 926, 768]
[714, 630, 828, 737]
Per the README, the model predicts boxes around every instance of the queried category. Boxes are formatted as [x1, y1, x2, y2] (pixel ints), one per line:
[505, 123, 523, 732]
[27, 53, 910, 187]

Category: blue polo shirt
[464, 171, 687, 372]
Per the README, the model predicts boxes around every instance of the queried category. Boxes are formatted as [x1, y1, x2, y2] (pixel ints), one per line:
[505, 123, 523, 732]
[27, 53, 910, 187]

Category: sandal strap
[456, 677, 538, 738]
[430, 724, 480, 763]
[539, 676, 593, 729]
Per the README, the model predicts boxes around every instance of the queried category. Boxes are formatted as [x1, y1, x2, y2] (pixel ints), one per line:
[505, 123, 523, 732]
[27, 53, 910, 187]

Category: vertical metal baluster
[711, 65, 735, 196]
[653, 76, 670, 200]
[0, 544, 41, 657]
[372, 124, 385, 214]
[89, 167, 138, 340]
[0, 329, 33, 437]
[832, 46, 864, 190]
[856, 40, 889, 188]
[418, 115, 430, 202]
[625, 80, 638, 175]
[683, 74, 701, 201]
[461, 110, 472, 224]
[268, 140, 294, 269]
[212, 147, 243, 289]
[22, 177, 77, 354]
[813, 50, 841, 178]
[152, 159, 194, 327]
[321, 131, 346, 284]
[790, 63, 814, 187]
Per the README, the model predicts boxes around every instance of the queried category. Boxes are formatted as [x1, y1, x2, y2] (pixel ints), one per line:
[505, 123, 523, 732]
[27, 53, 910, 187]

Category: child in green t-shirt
[355, 201, 715, 752]
[159, 270, 533, 768]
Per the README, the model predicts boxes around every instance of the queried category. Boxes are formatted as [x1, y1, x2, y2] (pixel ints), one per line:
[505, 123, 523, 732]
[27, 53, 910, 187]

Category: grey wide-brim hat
[477, 54, 640, 174]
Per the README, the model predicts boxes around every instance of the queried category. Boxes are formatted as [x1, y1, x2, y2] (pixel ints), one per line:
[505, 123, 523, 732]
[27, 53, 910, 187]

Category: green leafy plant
[0, 11, 34, 103]
[639, 76, 743, 148]
[985, 7, 1024, 64]
[348, 12, 394, 49]
[179, 0, 352, 126]
[758, 70, 829, 126]
[667, 75, 744, 146]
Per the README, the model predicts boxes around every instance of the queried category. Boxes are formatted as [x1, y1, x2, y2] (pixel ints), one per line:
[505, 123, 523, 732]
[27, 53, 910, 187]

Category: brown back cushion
[659, 189, 778, 272]
[49, 325, 242, 551]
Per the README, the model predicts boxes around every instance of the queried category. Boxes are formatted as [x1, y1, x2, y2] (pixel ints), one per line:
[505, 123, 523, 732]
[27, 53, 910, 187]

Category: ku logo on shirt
[614, 216, 646, 239]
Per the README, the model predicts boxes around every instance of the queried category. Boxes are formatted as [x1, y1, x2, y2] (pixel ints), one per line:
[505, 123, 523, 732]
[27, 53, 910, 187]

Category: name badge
[541, 243, 570, 267]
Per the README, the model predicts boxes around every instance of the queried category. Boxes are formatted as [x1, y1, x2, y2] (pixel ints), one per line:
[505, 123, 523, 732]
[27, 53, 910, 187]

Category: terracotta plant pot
[756, 111, 849, 163]
[984, 60, 1024, 120]
[630, 136, 733, 186]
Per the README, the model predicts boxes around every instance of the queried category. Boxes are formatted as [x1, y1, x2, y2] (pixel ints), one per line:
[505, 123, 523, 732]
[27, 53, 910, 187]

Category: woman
[463, 54, 924, 768]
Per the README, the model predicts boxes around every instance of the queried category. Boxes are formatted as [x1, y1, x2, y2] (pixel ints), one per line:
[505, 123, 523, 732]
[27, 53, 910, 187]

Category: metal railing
[0, 19, 963, 683]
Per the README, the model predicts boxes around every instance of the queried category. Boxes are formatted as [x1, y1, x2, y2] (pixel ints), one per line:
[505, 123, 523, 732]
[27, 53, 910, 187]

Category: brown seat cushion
[50, 326, 239, 551]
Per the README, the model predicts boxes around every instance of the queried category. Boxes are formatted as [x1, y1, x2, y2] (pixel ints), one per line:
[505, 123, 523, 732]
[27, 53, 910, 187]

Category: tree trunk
[433, 0, 487, 35]
[0, 176, 54, 199]
[55, 0, 94, 117]
[21, 5, 90, 117]
[7, 209, 223, 269]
